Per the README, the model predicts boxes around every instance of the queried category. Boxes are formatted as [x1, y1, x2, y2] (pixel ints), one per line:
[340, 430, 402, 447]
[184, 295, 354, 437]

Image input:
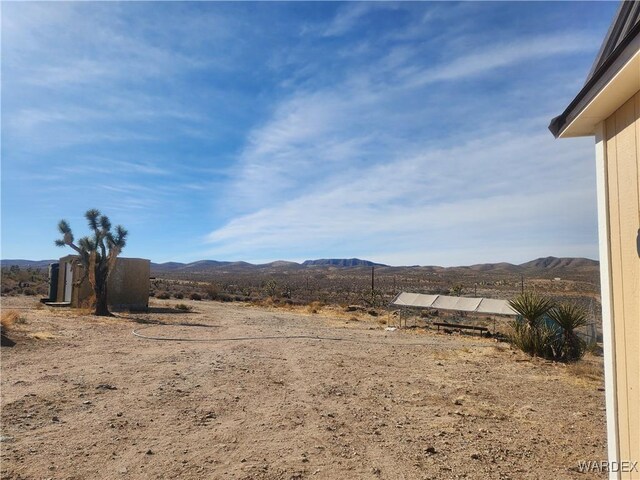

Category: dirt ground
[1, 296, 606, 480]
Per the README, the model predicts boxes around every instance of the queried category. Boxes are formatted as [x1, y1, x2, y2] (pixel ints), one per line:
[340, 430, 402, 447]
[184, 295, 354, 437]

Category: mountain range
[1, 256, 598, 274]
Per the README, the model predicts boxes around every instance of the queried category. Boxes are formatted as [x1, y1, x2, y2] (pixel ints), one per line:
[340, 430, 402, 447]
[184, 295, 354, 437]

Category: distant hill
[259, 260, 302, 268]
[149, 258, 385, 273]
[467, 262, 521, 273]
[519, 256, 599, 270]
[0, 259, 55, 270]
[301, 258, 387, 267]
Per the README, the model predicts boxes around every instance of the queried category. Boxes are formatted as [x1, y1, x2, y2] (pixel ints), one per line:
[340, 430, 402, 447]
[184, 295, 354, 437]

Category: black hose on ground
[132, 324, 490, 347]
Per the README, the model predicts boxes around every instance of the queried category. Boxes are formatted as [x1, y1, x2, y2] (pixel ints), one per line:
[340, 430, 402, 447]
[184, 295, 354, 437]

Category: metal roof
[391, 292, 517, 316]
[588, 0, 640, 80]
[431, 295, 482, 312]
[549, 1, 640, 138]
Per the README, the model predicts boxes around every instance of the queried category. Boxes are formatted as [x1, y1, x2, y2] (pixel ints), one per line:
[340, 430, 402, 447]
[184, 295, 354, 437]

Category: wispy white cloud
[321, 3, 382, 37]
[200, 15, 606, 265]
[58, 160, 170, 177]
[207, 123, 596, 264]
[403, 33, 600, 87]
[221, 27, 598, 215]
[2, 2, 233, 153]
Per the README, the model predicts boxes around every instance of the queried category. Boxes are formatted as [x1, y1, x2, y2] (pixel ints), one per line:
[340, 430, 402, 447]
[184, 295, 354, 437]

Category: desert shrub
[263, 279, 279, 298]
[175, 303, 192, 312]
[149, 290, 156, 297]
[260, 297, 275, 307]
[307, 301, 323, 314]
[23, 288, 36, 296]
[156, 291, 170, 300]
[173, 292, 184, 299]
[190, 293, 202, 301]
[567, 360, 604, 382]
[207, 292, 234, 303]
[509, 319, 561, 359]
[205, 283, 219, 300]
[1, 310, 22, 331]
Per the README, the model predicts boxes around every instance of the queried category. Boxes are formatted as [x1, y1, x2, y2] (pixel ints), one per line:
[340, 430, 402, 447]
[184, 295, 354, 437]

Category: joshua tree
[548, 303, 588, 361]
[508, 291, 554, 329]
[449, 284, 464, 296]
[55, 209, 127, 316]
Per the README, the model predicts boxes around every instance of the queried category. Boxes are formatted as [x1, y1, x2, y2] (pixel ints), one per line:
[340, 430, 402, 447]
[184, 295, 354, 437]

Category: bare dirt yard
[1, 296, 606, 480]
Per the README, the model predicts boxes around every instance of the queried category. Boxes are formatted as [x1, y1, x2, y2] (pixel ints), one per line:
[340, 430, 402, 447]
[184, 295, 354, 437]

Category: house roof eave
[549, 7, 640, 138]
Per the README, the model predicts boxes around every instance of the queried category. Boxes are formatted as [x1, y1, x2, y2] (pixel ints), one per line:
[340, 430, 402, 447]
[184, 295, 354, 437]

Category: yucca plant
[508, 292, 559, 359]
[508, 291, 555, 329]
[510, 318, 561, 358]
[509, 319, 536, 355]
[548, 303, 588, 362]
[55, 209, 127, 317]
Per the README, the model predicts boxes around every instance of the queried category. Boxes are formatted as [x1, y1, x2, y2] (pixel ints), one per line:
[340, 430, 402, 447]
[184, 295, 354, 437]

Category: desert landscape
[1, 256, 601, 319]
[1, 291, 606, 480]
[4, 1, 639, 478]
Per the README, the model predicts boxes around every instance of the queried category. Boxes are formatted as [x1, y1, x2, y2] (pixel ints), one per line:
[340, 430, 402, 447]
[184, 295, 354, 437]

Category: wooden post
[371, 266, 375, 293]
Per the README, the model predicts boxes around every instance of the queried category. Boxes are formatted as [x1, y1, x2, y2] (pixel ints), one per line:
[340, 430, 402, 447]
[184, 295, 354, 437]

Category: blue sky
[1, 1, 618, 266]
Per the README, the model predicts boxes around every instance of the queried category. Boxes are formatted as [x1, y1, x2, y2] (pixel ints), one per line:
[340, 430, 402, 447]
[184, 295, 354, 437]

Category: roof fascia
[549, 20, 640, 138]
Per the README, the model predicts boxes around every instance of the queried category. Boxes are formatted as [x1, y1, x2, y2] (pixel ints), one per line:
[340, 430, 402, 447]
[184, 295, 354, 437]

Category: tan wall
[55, 256, 149, 311]
[106, 258, 150, 311]
[603, 90, 640, 476]
[74, 262, 92, 308]
[55, 255, 91, 306]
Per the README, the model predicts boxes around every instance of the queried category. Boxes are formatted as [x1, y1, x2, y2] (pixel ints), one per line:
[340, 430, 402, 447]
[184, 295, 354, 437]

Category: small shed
[55, 255, 150, 311]
[549, 2, 639, 477]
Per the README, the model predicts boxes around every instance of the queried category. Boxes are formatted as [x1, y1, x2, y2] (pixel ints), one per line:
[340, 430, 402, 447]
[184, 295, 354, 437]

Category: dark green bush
[508, 293, 589, 363]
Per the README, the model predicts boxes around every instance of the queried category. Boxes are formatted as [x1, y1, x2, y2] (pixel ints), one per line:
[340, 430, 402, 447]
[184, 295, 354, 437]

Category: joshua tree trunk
[95, 283, 110, 316]
[93, 259, 111, 316]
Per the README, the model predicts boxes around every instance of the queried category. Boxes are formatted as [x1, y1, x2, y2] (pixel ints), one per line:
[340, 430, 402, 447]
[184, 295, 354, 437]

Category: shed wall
[603, 90, 640, 477]
[55, 256, 91, 306]
[55, 256, 149, 310]
[107, 258, 150, 310]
